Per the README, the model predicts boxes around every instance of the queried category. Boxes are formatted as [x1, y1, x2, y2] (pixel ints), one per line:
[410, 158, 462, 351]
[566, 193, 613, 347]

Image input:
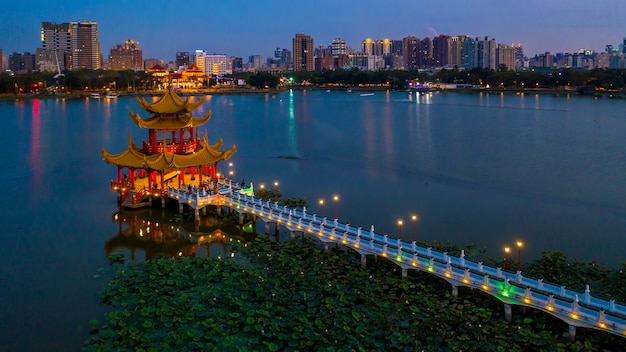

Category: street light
[411, 215, 418, 242]
[398, 220, 403, 243]
[504, 247, 510, 281]
[319, 199, 324, 217]
[516, 241, 523, 272]
[259, 184, 265, 201]
[333, 195, 339, 219]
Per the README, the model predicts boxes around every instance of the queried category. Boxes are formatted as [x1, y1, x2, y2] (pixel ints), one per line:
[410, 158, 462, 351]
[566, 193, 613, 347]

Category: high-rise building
[476, 36, 496, 70]
[293, 33, 314, 71]
[108, 39, 142, 71]
[496, 44, 515, 71]
[230, 57, 243, 72]
[432, 35, 451, 68]
[41, 21, 72, 70]
[194, 50, 206, 72]
[176, 52, 190, 69]
[419, 37, 433, 69]
[248, 55, 263, 70]
[402, 36, 420, 70]
[9, 52, 36, 73]
[361, 38, 373, 55]
[450, 35, 469, 68]
[514, 43, 525, 68]
[205, 54, 229, 76]
[331, 38, 347, 57]
[274, 48, 291, 67]
[462, 37, 476, 70]
[71, 21, 101, 69]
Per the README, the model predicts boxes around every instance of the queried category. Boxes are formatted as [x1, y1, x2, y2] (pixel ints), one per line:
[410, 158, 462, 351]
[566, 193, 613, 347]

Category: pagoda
[101, 88, 236, 209]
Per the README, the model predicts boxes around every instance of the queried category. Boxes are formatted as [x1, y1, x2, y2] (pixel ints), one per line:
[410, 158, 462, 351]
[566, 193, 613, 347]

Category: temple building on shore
[101, 88, 236, 211]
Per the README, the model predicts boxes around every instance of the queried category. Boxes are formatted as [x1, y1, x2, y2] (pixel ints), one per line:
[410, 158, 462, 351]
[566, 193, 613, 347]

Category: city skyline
[2, 0, 626, 62]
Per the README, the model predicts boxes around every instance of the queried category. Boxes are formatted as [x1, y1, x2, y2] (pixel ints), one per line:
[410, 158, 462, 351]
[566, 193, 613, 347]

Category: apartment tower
[71, 21, 101, 69]
[293, 33, 314, 71]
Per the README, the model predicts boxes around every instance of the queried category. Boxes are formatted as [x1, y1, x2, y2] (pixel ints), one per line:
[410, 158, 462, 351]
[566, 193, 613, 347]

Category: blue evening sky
[2, 0, 626, 61]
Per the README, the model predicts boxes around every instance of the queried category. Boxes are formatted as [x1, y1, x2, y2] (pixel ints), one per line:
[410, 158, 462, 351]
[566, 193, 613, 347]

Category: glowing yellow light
[505, 247, 510, 253]
[546, 306, 554, 312]
[517, 241, 523, 248]
[445, 272, 451, 278]
[482, 285, 489, 291]
[382, 252, 387, 257]
[342, 239, 347, 244]
[599, 323, 606, 329]
[411, 261, 417, 267]
[354, 243, 359, 248]
[462, 279, 469, 284]
[523, 298, 531, 304]
[570, 314, 578, 320]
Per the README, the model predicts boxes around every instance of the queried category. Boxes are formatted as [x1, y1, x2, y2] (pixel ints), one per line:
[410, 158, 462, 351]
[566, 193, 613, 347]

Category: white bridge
[212, 190, 626, 340]
[133, 180, 626, 340]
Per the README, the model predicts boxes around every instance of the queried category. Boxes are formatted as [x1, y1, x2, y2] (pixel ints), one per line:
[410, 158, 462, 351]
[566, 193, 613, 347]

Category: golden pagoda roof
[101, 134, 236, 171]
[129, 109, 212, 129]
[135, 88, 206, 114]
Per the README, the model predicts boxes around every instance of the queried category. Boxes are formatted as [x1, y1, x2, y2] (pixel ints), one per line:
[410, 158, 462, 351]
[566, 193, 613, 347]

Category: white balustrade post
[460, 250, 465, 267]
[443, 252, 448, 262]
[584, 285, 590, 304]
[560, 286, 566, 297]
[516, 271, 522, 284]
[497, 268, 502, 279]
[478, 262, 483, 273]
[538, 279, 543, 290]
[427, 247, 432, 257]
[334, 219, 338, 227]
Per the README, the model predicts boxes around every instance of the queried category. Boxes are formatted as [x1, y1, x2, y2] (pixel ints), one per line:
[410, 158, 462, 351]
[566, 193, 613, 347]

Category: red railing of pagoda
[142, 139, 200, 155]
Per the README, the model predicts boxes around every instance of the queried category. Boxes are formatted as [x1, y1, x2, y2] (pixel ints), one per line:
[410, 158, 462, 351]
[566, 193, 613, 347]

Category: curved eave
[135, 89, 206, 114]
[129, 110, 212, 130]
[101, 142, 237, 172]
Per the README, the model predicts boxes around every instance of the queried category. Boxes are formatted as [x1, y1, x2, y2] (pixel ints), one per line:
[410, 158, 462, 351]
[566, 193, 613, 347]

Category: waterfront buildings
[71, 21, 101, 69]
[293, 33, 314, 71]
[108, 40, 143, 71]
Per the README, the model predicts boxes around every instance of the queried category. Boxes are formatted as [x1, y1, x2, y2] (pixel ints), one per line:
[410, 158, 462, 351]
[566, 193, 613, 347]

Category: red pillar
[148, 171, 152, 190]
[191, 166, 195, 180]
[129, 168, 135, 189]
[117, 166, 122, 181]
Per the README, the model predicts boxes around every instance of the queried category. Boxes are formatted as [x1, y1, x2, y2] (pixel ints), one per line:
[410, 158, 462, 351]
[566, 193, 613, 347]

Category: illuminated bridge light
[330, 236, 335, 240]
[501, 291, 510, 297]
[462, 279, 469, 284]
[342, 239, 347, 244]
[599, 323, 606, 329]
[307, 228, 312, 232]
[546, 306, 554, 312]
[570, 314, 579, 320]
[427, 266, 434, 273]
[396, 255, 402, 262]
[482, 285, 489, 291]
[411, 261, 417, 267]
[523, 298, 531, 304]
[382, 252, 387, 257]
[445, 272, 451, 278]
[354, 243, 359, 248]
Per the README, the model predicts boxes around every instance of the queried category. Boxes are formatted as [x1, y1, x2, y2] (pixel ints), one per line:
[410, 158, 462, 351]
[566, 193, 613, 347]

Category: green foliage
[86, 238, 626, 351]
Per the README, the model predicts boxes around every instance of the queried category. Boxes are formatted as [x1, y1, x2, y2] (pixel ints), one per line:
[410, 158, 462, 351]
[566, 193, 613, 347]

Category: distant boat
[90, 93, 103, 99]
[360, 93, 374, 97]
[104, 93, 119, 99]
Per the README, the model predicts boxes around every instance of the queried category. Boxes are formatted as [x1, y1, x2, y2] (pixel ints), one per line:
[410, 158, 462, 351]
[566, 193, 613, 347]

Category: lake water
[1, 89, 625, 350]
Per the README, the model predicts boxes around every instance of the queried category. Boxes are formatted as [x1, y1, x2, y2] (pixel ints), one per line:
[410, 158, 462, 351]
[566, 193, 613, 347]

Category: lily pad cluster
[86, 237, 625, 351]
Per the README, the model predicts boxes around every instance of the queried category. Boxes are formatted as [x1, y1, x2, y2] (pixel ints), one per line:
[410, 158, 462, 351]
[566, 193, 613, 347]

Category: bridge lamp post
[411, 215, 418, 242]
[273, 181, 279, 202]
[319, 199, 324, 217]
[398, 220, 403, 244]
[516, 241, 523, 272]
[259, 184, 265, 201]
[504, 247, 510, 281]
[333, 195, 339, 219]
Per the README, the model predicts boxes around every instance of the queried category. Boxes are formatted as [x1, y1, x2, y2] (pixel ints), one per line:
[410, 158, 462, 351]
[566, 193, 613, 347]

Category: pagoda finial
[127, 133, 134, 148]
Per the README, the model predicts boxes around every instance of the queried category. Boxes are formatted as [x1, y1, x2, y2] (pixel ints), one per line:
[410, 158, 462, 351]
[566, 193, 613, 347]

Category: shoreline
[3, 86, 626, 101]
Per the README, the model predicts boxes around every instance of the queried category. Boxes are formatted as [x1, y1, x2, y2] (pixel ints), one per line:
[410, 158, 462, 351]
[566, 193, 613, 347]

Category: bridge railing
[225, 192, 626, 335]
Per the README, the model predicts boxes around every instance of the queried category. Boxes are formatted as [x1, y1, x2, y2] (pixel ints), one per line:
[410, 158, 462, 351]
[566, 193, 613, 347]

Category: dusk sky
[3, 0, 626, 62]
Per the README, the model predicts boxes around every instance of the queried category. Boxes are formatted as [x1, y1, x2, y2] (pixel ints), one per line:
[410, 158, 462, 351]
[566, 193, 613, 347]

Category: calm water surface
[1, 90, 625, 350]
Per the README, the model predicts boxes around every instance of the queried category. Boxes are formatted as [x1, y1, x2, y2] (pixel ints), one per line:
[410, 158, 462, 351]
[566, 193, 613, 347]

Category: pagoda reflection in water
[106, 207, 257, 261]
